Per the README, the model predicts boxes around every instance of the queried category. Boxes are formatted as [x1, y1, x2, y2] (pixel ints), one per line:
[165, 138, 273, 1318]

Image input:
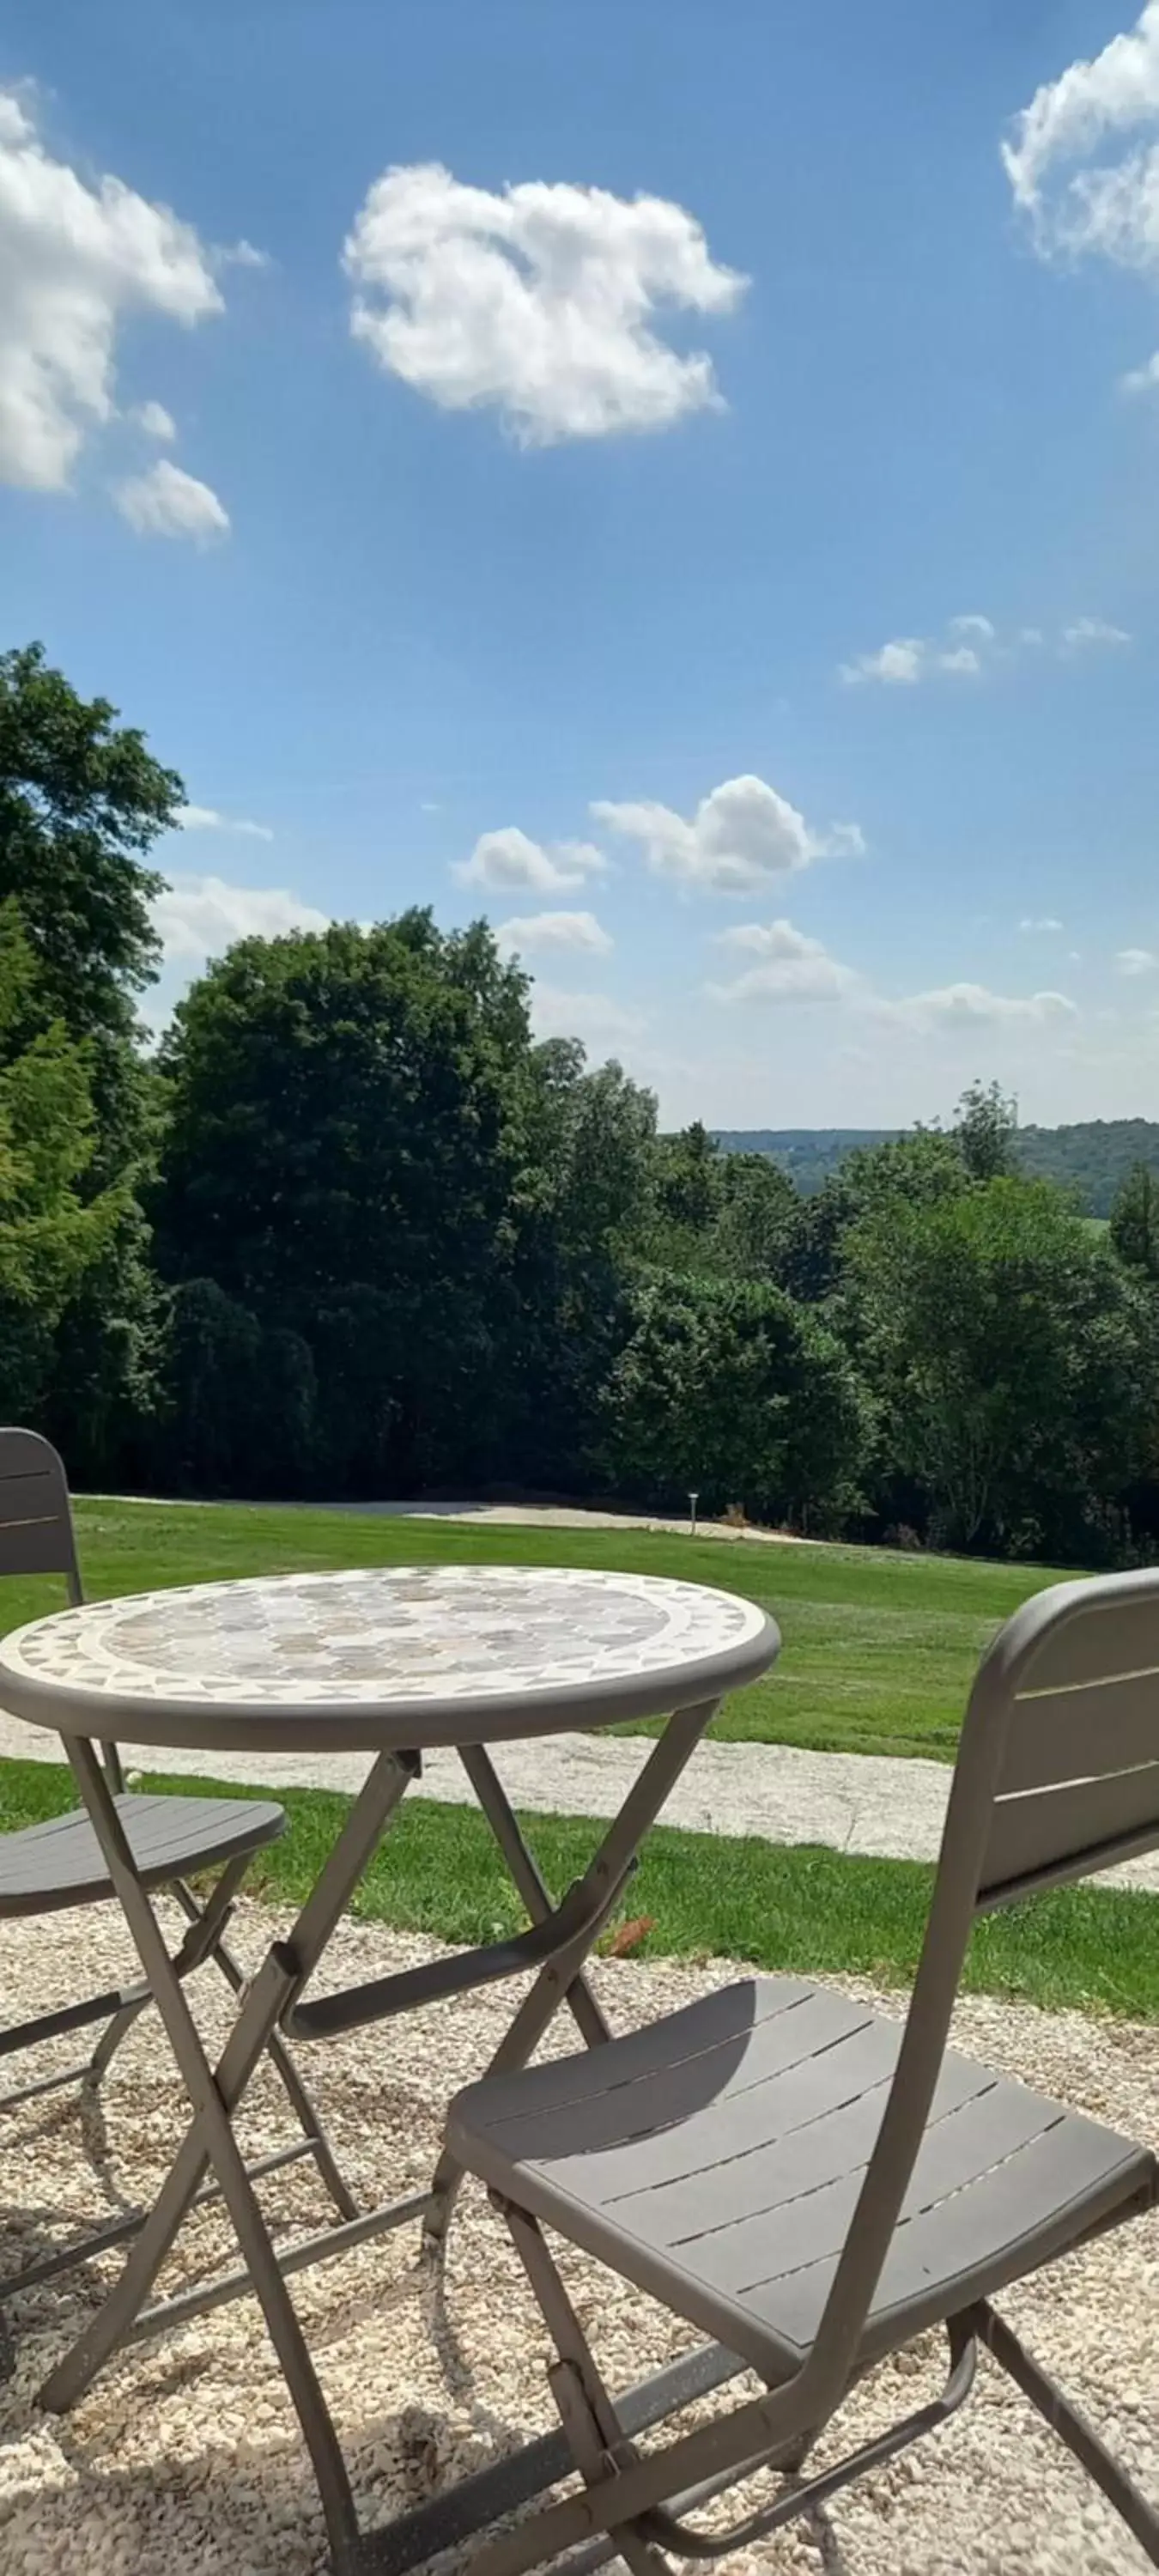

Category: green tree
[0, 908, 125, 1413]
[465, 1039, 658, 1492]
[0, 643, 176, 1044]
[952, 1078, 1019, 1182]
[598, 1272, 869, 1531]
[1110, 1162, 1159, 1278]
[0, 642, 180, 1469]
[154, 913, 542, 1492]
[710, 1152, 799, 1281]
[784, 1129, 966, 1303]
[848, 1177, 1159, 1557]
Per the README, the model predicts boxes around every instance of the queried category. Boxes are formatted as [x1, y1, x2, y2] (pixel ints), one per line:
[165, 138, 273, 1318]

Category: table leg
[456, 1743, 614, 2050]
[422, 1699, 719, 2254]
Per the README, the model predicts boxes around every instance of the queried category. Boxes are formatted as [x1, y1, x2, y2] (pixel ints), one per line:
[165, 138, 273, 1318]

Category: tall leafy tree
[155, 913, 541, 1491]
[598, 1271, 869, 1530]
[1110, 1162, 1159, 1278]
[0, 908, 124, 1414]
[848, 1177, 1159, 1556]
[952, 1078, 1019, 1182]
[0, 643, 180, 1467]
[0, 643, 176, 1046]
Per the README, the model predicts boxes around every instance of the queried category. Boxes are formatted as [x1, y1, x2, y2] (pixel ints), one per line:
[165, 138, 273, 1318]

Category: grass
[0, 1493, 1070, 1763]
[2, 1753, 1156, 2021]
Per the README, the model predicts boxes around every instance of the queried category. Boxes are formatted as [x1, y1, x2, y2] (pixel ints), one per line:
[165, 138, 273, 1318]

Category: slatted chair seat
[0, 1792, 284, 1917]
[449, 1974, 1156, 2388]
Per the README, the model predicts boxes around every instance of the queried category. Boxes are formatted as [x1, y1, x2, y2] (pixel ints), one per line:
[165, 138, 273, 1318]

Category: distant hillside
[713, 1121, 1159, 1218]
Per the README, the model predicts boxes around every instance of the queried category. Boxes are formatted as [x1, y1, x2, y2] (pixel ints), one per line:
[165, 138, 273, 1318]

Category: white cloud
[495, 908, 612, 957]
[592, 774, 860, 895]
[343, 161, 746, 444]
[129, 398, 176, 440]
[1123, 347, 1159, 389]
[1061, 614, 1132, 648]
[840, 629, 988, 685]
[707, 919, 1079, 1032]
[454, 828, 609, 894]
[0, 88, 222, 490]
[709, 918, 860, 1005]
[113, 458, 229, 541]
[176, 803, 274, 842]
[1019, 915, 1065, 932]
[154, 873, 328, 966]
[841, 611, 1128, 681]
[1003, 3, 1159, 271]
[877, 983, 1077, 1034]
[840, 637, 925, 686]
[530, 983, 648, 1048]
[1117, 945, 1159, 973]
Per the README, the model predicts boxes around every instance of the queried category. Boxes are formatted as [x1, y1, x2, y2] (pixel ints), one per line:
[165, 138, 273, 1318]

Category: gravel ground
[1, 1902, 1156, 2576]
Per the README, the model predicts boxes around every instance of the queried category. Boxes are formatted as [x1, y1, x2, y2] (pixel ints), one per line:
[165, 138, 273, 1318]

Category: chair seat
[0, 1791, 285, 1918]
[447, 1975, 1157, 2384]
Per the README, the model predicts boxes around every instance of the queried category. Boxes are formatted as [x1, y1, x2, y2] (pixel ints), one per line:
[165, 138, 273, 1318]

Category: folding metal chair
[0, 1428, 357, 2312]
[447, 1566, 1159, 2573]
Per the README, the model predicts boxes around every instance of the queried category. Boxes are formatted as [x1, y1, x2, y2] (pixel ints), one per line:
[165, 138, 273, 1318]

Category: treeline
[5, 641, 1159, 1568]
[717, 1121, 1159, 1218]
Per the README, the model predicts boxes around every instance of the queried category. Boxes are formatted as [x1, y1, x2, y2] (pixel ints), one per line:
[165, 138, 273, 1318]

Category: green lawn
[1, 1754, 1154, 2020]
[0, 1495, 1071, 1761]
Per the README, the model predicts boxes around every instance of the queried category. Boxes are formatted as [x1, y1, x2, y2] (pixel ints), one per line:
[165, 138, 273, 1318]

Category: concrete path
[4, 1708, 1158, 1894]
[91, 1493, 807, 1546]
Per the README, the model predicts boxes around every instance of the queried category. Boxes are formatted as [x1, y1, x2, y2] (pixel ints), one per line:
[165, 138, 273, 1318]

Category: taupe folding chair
[447, 1566, 1159, 2574]
[0, 1429, 356, 2313]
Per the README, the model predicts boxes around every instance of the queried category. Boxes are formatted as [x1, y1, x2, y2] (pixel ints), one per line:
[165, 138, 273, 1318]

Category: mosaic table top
[0, 1564, 778, 1753]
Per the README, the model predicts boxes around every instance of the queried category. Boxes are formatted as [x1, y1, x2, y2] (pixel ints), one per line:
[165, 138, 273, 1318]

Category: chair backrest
[804, 1565, 1159, 2409]
[0, 1428, 82, 1595]
[0, 1427, 123, 1794]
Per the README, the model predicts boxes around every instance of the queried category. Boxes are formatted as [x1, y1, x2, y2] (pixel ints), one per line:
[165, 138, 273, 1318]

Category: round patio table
[0, 1562, 779, 2573]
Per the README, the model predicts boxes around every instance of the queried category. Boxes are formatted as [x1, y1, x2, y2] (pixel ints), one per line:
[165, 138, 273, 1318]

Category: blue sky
[4, 2, 1159, 1127]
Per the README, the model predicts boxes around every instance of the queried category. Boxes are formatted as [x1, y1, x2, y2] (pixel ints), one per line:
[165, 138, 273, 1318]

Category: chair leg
[485, 2196, 979, 2576]
[503, 2198, 674, 2576]
[972, 2300, 1159, 2567]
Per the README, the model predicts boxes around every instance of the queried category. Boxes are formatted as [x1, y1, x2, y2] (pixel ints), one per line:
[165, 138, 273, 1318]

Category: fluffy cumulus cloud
[1019, 915, 1065, 933]
[495, 908, 612, 957]
[1004, 2, 1159, 275]
[343, 162, 747, 444]
[592, 775, 863, 895]
[709, 919, 860, 1004]
[153, 874, 328, 965]
[840, 638, 927, 686]
[453, 828, 609, 894]
[113, 459, 229, 541]
[0, 88, 222, 489]
[1117, 945, 1159, 973]
[176, 803, 273, 842]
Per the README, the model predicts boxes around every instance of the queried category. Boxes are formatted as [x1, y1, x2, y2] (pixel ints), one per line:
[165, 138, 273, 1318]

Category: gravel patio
[0, 1900, 1156, 2576]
